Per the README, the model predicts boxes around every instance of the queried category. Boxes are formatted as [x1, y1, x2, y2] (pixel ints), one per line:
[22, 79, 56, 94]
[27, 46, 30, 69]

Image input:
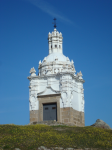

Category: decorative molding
[29, 94, 37, 110]
[37, 85, 60, 96]
[39, 60, 41, 65]
[30, 67, 36, 74]
[38, 58, 76, 76]
[54, 68, 59, 74]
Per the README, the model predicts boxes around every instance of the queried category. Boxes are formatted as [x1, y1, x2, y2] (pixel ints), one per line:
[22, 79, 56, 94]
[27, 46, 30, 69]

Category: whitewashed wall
[28, 73, 85, 112]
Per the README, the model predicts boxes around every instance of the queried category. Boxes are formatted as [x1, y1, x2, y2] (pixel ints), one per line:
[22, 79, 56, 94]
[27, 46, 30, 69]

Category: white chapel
[27, 22, 85, 127]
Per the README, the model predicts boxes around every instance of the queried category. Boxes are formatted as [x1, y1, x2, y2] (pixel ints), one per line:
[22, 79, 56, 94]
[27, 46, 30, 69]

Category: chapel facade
[27, 26, 85, 127]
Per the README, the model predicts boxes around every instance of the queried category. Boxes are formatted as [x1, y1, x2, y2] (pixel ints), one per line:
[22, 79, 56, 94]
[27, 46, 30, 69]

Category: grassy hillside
[0, 124, 112, 150]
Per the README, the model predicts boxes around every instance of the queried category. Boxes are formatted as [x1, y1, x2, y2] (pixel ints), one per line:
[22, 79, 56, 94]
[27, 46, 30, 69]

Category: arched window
[55, 45, 57, 48]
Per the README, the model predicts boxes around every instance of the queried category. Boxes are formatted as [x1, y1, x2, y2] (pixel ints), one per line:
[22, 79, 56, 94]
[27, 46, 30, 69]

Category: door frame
[37, 94, 61, 122]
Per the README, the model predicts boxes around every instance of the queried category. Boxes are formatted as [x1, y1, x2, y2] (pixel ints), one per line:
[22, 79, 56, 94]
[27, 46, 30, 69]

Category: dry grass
[0, 124, 112, 150]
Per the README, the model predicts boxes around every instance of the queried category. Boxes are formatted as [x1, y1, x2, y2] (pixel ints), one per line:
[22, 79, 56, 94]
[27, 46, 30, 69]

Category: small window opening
[59, 45, 61, 48]
[51, 45, 52, 48]
[55, 45, 57, 48]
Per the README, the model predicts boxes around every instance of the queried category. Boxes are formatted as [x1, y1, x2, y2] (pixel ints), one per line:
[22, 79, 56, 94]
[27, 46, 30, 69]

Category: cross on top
[52, 18, 57, 28]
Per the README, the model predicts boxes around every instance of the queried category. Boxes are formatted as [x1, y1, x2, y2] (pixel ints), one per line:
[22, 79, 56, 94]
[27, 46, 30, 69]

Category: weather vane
[52, 18, 57, 28]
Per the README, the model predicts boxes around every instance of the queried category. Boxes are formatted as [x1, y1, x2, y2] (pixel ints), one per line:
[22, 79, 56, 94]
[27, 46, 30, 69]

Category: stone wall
[60, 107, 85, 127]
[30, 110, 38, 122]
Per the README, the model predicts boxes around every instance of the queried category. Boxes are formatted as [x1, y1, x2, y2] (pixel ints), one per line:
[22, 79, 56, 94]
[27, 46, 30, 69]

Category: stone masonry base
[30, 94, 85, 127]
[60, 107, 85, 127]
[30, 108, 84, 127]
[30, 110, 39, 122]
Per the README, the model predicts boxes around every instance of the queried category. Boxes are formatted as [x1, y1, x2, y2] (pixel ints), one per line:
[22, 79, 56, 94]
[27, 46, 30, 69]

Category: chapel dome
[44, 53, 70, 63]
[38, 27, 76, 76]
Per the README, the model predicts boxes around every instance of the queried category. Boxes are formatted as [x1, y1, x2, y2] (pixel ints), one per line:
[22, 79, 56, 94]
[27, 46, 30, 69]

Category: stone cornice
[27, 72, 85, 83]
[37, 93, 61, 98]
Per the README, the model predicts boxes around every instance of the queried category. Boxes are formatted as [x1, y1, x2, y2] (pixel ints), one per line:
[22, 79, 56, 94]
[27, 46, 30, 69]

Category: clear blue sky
[0, 0, 112, 128]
